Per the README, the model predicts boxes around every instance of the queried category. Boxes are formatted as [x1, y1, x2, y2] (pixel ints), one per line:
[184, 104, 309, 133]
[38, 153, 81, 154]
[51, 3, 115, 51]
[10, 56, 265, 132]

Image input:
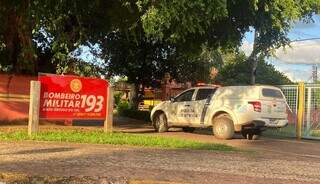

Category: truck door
[192, 88, 217, 125]
[168, 89, 195, 125]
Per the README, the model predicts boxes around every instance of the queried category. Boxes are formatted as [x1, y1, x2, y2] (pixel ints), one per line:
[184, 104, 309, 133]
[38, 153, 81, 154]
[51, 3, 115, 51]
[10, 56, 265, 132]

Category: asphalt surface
[0, 117, 320, 184]
[115, 117, 320, 159]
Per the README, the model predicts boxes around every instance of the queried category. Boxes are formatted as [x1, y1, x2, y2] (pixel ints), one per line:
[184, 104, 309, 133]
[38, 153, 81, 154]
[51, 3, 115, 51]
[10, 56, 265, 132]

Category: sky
[240, 15, 320, 82]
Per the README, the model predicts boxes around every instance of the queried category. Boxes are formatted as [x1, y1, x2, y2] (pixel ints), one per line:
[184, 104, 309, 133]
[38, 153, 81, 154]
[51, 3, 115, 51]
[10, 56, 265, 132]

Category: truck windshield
[262, 88, 283, 99]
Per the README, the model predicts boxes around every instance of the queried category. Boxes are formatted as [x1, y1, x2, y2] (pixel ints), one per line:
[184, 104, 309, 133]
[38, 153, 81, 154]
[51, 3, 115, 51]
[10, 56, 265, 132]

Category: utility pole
[312, 64, 318, 83]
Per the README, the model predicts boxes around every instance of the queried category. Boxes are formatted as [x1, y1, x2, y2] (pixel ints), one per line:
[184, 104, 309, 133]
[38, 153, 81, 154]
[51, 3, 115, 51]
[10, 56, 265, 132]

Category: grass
[263, 124, 320, 138]
[0, 130, 236, 152]
[263, 124, 296, 138]
[309, 129, 320, 137]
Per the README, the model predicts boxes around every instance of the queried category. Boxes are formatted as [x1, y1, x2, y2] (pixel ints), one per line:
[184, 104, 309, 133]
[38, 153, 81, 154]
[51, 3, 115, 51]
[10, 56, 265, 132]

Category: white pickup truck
[150, 85, 288, 140]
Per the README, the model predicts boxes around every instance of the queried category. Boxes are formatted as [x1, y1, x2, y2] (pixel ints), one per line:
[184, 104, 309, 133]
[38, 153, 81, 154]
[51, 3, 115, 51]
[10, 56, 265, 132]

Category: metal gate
[265, 85, 299, 138]
[303, 84, 320, 139]
[269, 83, 320, 139]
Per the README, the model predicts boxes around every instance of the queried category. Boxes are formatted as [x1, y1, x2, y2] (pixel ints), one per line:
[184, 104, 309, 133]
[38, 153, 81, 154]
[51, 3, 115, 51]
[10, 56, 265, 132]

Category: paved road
[1, 117, 320, 183]
[0, 141, 320, 184]
[115, 117, 320, 159]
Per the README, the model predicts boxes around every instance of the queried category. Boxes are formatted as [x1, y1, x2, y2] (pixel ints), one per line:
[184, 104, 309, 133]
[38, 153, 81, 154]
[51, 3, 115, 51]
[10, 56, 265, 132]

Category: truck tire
[153, 113, 168, 133]
[241, 130, 261, 140]
[182, 127, 195, 133]
[213, 114, 234, 140]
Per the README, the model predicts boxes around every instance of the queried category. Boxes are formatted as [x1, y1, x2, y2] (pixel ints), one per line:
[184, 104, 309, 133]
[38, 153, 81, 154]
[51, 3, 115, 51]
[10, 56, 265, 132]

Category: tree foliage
[139, 0, 254, 51]
[216, 52, 292, 85]
[245, 0, 320, 84]
[138, 0, 320, 84]
[0, 0, 122, 74]
[0, 0, 319, 86]
[0, 0, 37, 73]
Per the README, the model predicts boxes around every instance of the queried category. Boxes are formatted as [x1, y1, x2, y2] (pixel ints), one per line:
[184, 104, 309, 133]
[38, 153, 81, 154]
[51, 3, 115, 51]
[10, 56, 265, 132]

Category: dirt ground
[1, 117, 320, 184]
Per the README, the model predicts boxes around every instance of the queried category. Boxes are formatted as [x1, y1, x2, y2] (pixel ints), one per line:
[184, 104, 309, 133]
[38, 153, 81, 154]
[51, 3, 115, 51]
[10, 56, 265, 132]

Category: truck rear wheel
[212, 114, 234, 140]
[153, 113, 168, 133]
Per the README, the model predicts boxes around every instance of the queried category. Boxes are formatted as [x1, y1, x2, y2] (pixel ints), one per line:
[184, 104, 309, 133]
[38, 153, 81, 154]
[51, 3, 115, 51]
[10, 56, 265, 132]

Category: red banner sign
[39, 74, 108, 119]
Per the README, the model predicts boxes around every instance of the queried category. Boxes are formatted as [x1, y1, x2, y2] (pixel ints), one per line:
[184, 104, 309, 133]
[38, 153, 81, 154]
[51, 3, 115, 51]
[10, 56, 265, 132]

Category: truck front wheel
[153, 113, 169, 133]
[212, 114, 234, 140]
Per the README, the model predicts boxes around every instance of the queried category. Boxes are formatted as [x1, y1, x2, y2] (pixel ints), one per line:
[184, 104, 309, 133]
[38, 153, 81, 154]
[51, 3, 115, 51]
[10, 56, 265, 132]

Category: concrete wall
[0, 74, 36, 121]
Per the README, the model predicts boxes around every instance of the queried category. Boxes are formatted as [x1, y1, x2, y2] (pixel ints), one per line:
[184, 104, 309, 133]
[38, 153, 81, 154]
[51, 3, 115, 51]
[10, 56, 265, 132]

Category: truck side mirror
[170, 97, 175, 102]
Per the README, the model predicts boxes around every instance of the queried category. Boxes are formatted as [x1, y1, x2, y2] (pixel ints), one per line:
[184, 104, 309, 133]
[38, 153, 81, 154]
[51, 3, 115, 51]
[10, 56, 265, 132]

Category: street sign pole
[28, 81, 40, 136]
[104, 85, 113, 133]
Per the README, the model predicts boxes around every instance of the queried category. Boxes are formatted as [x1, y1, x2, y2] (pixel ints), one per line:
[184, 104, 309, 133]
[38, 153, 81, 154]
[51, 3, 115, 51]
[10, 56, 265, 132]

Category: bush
[114, 92, 124, 107]
[117, 101, 151, 122]
[116, 101, 130, 113]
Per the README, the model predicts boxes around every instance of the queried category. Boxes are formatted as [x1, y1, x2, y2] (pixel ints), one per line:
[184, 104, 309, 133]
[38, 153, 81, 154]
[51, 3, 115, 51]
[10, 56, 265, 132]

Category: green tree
[100, 29, 220, 108]
[216, 52, 292, 85]
[139, 0, 320, 84]
[0, 0, 37, 74]
[246, 0, 320, 84]
[0, 0, 121, 74]
[139, 0, 253, 52]
[0, 0, 316, 90]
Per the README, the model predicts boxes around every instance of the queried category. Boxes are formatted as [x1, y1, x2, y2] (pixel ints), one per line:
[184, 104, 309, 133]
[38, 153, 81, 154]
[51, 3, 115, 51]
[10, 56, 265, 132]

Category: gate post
[306, 87, 312, 135]
[28, 81, 41, 136]
[104, 85, 113, 133]
[297, 82, 305, 140]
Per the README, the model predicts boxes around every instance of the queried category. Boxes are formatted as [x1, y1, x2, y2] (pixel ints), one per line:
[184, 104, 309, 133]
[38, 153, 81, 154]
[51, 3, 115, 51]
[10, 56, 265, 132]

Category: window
[262, 88, 283, 99]
[175, 90, 195, 102]
[196, 88, 216, 101]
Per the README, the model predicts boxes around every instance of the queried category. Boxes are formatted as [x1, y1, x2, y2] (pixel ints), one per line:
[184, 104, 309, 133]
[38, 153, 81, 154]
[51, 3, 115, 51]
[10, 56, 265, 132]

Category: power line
[291, 37, 320, 42]
[291, 37, 320, 83]
[291, 30, 319, 39]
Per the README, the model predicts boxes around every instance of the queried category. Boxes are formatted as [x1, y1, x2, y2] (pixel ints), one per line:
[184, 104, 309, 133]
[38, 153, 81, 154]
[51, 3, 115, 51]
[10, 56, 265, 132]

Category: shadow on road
[12, 147, 75, 155]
